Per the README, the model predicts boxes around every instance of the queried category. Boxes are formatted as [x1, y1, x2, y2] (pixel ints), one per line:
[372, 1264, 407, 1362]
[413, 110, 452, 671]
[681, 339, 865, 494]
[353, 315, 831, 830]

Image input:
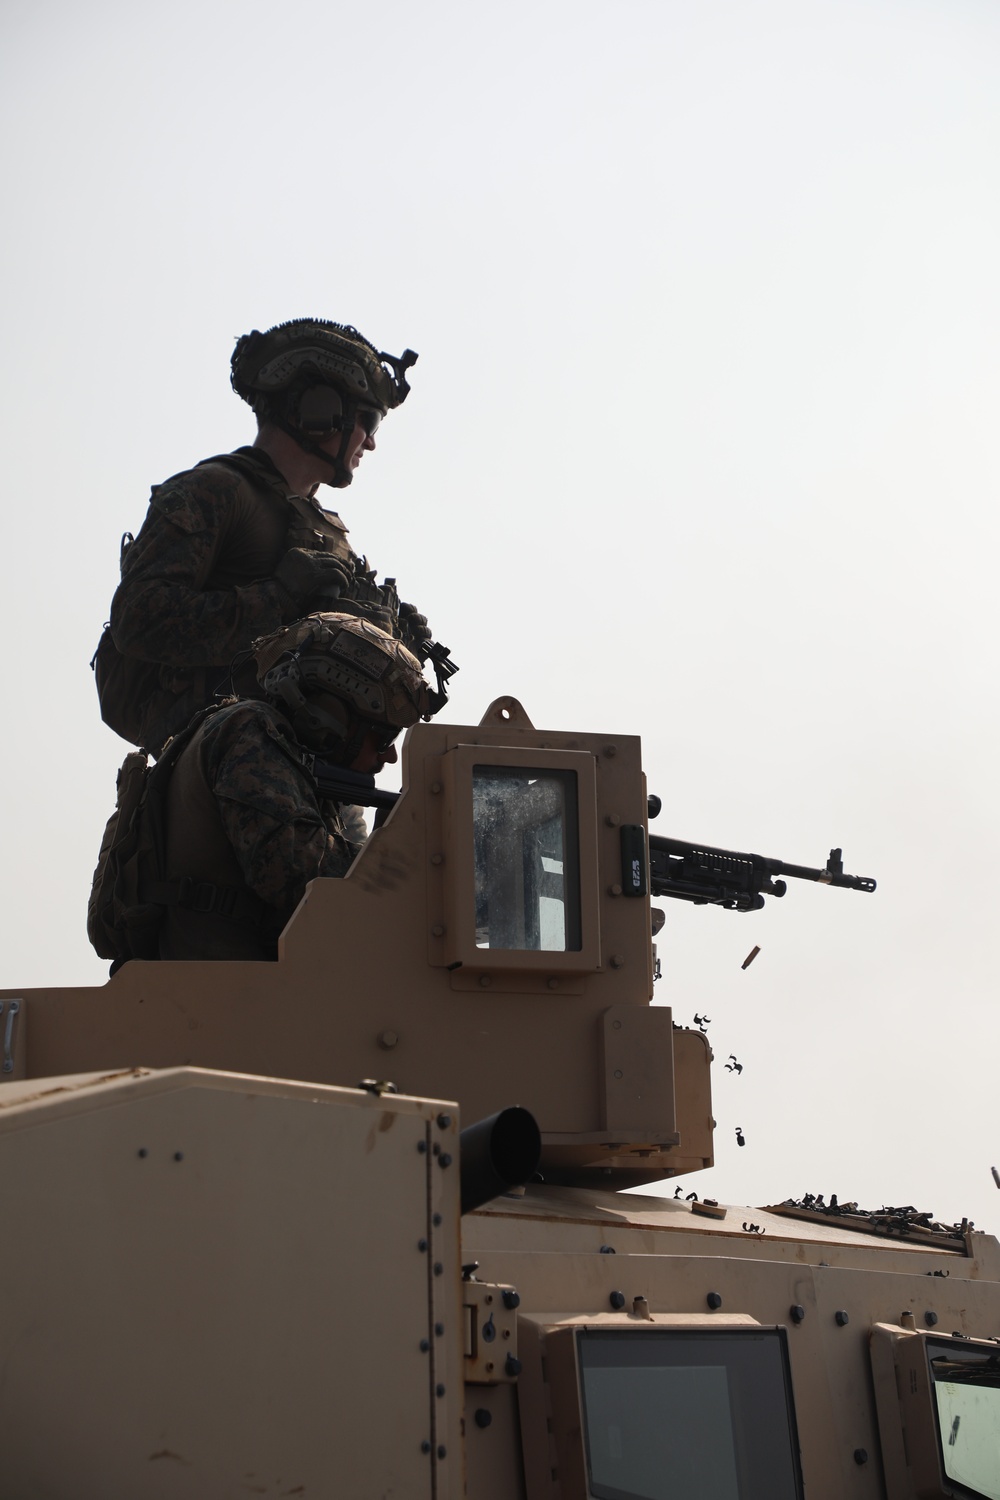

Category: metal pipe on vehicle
[460, 1106, 541, 1214]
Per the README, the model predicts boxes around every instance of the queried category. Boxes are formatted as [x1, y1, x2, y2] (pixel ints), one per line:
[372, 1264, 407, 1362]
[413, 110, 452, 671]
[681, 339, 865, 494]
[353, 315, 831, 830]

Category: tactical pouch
[91, 623, 162, 749]
[87, 750, 154, 961]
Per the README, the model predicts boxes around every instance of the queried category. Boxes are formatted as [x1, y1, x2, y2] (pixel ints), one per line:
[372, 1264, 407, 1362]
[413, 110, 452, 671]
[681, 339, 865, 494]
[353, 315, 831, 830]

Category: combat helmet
[231, 319, 418, 487]
[252, 612, 432, 762]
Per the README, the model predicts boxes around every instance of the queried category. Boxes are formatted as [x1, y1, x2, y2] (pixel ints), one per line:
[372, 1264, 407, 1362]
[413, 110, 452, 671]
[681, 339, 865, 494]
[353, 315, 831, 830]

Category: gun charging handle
[460, 1107, 542, 1215]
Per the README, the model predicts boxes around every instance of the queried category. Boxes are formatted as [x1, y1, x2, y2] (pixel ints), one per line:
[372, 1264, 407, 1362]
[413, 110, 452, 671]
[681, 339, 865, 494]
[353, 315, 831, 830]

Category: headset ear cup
[296, 384, 344, 436]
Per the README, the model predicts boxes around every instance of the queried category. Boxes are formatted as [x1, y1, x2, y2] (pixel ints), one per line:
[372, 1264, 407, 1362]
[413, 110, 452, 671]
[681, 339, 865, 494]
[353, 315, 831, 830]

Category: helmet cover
[252, 612, 432, 753]
[231, 318, 417, 417]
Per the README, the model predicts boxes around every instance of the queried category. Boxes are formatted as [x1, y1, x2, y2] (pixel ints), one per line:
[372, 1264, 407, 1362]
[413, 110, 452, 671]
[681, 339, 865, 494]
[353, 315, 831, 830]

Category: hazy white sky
[2, 0, 998, 1233]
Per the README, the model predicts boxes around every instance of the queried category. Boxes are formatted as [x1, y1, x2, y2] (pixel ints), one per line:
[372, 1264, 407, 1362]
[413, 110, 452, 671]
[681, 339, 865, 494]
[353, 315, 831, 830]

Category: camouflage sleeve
[201, 705, 357, 916]
[110, 466, 290, 667]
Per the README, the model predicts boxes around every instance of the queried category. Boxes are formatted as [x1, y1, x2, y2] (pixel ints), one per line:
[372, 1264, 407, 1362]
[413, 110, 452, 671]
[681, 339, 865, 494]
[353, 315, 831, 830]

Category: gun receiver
[306, 759, 402, 812]
[646, 837, 876, 913]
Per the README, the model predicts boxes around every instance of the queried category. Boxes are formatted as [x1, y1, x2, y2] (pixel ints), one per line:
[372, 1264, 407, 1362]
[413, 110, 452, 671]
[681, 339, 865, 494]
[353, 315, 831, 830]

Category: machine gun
[305, 759, 401, 812]
[644, 834, 875, 912]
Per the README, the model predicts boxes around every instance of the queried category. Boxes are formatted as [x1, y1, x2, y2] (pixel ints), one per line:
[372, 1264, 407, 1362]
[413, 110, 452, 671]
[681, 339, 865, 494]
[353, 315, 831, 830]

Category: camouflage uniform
[109, 447, 354, 756]
[158, 698, 360, 961]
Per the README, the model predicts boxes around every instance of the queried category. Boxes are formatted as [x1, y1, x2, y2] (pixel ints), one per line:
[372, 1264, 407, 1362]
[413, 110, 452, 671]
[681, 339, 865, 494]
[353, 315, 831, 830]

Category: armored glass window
[927, 1340, 1000, 1500]
[576, 1329, 803, 1500]
[472, 767, 581, 952]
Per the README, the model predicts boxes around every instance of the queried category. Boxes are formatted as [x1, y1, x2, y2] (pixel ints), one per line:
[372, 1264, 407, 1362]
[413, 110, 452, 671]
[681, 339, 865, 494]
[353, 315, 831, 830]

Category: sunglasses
[371, 723, 400, 753]
[357, 407, 382, 438]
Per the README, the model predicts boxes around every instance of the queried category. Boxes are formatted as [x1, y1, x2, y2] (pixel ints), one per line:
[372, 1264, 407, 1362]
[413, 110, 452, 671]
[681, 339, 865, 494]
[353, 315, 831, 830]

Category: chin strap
[272, 397, 362, 489]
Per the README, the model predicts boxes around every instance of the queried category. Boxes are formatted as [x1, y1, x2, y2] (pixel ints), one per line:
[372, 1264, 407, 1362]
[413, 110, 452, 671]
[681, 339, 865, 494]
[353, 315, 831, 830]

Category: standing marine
[94, 318, 436, 757]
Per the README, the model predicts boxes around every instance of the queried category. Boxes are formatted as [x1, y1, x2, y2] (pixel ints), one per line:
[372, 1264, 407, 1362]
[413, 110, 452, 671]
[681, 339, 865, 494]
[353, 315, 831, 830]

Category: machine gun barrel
[647, 836, 876, 912]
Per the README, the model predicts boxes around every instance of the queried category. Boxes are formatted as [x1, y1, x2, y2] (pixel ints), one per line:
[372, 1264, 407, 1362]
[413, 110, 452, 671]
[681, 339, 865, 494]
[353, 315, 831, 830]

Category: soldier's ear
[295, 385, 344, 437]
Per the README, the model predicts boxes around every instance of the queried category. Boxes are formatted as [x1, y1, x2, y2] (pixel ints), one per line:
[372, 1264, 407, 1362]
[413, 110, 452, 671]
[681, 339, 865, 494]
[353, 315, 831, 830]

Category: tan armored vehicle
[1, 697, 997, 1499]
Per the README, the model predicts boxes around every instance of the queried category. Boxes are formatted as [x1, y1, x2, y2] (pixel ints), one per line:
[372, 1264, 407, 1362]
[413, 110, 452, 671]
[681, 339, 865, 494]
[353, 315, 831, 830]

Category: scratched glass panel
[472, 767, 580, 951]
[930, 1345, 1000, 1500]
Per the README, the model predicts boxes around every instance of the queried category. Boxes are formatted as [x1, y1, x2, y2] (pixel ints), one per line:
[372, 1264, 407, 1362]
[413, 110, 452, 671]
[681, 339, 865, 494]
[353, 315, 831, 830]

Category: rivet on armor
[479, 975, 491, 988]
[603, 745, 617, 758]
[378, 1029, 398, 1049]
[613, 1069, 623, 1080]
[707, 1292, 723, 1310]
[437, 1446, 447, 1460]
[438, 1153, 453, 1168]
[502, 1289, 521, 1309]
[505, 1355, 522, 1377]
[790, 1305, 806, 1324]
[431, 924, 445, 938]
[609, 1291, 626, 1310]
[835, 1309, 850, 1326]
[606, 813, 621, 827]
[430, 781, 443, 794]
[610, 954, 625, 969]
[430, 852, 444, 866]
[437, 1113, 452, 1129]
[608, 883, 623, 897]
[546, 977, 559, 990]
[474, 1408, 492, 1429]
[925, 1310, 939, 1326]
[853, 1449, 868, 1465]
[433, 1262, 443, 1276]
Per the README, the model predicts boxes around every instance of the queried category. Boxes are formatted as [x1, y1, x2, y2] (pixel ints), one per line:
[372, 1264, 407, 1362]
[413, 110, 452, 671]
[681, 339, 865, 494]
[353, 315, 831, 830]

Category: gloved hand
[276, 548, 353, 610]
[398, 600, 432, 655]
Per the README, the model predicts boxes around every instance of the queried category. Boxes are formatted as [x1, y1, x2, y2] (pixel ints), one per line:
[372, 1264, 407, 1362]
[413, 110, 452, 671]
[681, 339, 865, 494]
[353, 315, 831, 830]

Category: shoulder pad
[148, 464, 247, 536]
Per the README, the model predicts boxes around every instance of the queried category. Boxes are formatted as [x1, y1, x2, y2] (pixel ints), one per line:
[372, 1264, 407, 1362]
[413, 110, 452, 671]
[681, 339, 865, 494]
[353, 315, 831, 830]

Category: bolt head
[707, 1292, 723, 1310]
[835, 1309, 850, 1326]
[474, 1408, 492, 1429]
[609, 1291, 626, 1310]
